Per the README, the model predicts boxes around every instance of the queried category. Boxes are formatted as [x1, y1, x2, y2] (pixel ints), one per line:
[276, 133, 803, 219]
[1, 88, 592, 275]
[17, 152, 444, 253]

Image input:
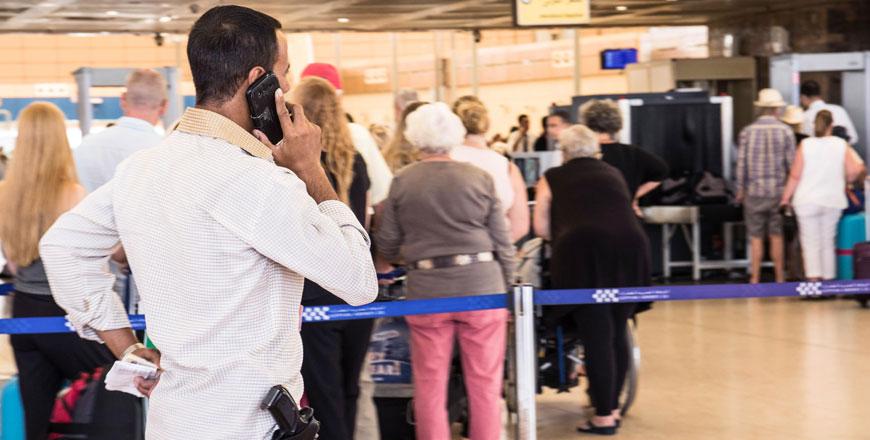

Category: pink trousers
[406, 308, 508, 440]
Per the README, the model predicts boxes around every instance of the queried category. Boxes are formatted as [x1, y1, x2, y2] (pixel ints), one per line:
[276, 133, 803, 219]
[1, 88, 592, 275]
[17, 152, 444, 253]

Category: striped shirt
[40, 107, 378, 440]
[736, 116, 796, 198]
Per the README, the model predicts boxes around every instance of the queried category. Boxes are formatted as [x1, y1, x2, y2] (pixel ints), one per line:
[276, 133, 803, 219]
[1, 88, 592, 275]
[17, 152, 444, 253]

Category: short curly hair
[404, 102, 466, 155]
[579, 99, 622, 136]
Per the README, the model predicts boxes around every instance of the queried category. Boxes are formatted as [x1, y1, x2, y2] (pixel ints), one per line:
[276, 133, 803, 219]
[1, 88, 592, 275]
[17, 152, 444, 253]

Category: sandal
[576, 422, 617, 436]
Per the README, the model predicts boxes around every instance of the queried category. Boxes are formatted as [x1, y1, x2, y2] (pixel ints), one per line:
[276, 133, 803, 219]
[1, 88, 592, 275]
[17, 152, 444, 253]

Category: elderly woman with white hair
[534, 125, 651, 436]
[376, 102, 515, 440]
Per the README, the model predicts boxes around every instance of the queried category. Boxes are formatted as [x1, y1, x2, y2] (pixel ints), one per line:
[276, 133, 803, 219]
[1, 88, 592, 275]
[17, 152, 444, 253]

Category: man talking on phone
[40, 5, 377, 439]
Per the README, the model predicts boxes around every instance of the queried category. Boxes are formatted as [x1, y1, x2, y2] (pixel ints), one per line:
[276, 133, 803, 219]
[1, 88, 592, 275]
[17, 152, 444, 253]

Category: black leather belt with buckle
[410, 252, 495, 270]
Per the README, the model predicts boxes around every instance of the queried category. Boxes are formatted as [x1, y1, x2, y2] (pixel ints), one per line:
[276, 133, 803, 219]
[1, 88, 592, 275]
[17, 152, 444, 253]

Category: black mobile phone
[245, 72, 290, 145]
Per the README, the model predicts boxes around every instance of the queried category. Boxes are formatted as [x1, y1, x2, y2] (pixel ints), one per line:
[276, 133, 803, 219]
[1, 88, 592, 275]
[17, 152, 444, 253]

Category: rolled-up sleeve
[39, 180, 130, 341]
[219, 168, 378, 307]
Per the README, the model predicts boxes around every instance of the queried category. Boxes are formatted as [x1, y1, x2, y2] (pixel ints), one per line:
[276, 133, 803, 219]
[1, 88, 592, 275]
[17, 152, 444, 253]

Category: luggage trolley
[506, 238, 642, 430]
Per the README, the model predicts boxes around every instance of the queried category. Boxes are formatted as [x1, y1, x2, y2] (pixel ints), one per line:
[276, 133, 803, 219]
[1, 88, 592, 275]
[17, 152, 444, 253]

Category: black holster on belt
[263, 385, 320, 440]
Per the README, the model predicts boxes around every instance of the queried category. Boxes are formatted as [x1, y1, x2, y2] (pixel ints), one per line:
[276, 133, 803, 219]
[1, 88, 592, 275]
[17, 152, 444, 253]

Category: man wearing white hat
[736, 88, 797, 284]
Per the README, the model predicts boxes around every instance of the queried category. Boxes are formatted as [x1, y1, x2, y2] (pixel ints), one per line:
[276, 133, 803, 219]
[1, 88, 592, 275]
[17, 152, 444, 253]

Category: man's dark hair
[187, 5, 282, 105]
[549, 110, 571, 124]
[800, 80, 821, 98]
[518, 114, 528, 122]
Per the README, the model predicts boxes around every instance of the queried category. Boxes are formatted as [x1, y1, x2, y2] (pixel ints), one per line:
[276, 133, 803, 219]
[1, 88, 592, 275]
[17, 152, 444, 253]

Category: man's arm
[250, 91, 377, 306]
[40, 181, 132, 341]
[836, 105, 859, 145]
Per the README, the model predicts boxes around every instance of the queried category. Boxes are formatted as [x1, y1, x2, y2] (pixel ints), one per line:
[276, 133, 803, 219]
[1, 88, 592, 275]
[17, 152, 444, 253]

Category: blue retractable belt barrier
[0, 293, 507, 335]
[533, 280, 870, 305]
[1, 279, 869, 335]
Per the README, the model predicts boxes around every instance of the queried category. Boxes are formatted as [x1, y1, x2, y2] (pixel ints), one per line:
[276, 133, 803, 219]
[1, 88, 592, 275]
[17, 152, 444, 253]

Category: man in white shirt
[75, 69, 167, 193]
[300, 63, 394, 205]
[40, 6, 378, 439]
[508, 114, 532, 153]
[74, 69, 168, 313]
[800, 80, 859, 144]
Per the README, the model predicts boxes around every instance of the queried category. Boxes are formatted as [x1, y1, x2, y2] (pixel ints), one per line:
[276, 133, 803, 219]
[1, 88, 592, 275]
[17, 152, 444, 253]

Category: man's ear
[246, 66, 266, 88]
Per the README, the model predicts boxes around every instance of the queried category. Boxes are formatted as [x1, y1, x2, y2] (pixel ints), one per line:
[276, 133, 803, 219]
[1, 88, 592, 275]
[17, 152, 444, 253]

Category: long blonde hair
[294, 77, 356, 203]
[384, 101, 426, 172]
[0, 102, 77, 267]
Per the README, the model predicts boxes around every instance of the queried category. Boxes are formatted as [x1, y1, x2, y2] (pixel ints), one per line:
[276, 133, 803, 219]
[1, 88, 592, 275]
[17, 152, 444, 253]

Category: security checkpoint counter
[642, 205, 749, 281]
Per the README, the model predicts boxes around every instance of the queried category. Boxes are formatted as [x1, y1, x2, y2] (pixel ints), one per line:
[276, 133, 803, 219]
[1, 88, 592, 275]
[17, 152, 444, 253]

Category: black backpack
[49, 366, 145, 440]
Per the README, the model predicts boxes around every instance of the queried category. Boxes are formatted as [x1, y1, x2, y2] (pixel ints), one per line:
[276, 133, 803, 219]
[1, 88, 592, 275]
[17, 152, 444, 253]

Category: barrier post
[513, 284, 537, 440]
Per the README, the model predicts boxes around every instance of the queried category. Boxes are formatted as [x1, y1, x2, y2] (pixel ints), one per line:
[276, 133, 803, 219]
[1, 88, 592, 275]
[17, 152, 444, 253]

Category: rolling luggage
[837, 213, 866, 280]
[852, 241, 870, 308]
[1, 377, 25, 440]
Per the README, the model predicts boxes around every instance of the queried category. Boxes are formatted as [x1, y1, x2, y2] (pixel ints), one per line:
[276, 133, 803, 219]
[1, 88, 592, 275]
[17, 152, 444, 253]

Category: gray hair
[395, 88, 420, 113]
[404, 102, 466, 155]
[579, 99, 622, 137]
[559, 125, 600, 160]
[125, 69, 168, 110]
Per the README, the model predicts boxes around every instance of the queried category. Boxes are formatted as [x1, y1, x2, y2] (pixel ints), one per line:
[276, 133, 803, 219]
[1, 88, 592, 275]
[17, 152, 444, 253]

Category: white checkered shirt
[40, 108, 378, 440]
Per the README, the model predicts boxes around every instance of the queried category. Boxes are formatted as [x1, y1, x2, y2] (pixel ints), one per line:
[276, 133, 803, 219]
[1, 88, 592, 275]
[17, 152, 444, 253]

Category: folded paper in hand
[105, 360, 158, 398]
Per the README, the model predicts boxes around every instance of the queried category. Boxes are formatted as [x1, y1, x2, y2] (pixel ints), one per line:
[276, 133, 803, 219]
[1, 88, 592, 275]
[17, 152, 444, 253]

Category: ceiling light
[337, 17, 350, 23]
[106, 10, 119, 16]
[616, 5, 628, 11]
[158, 15, 172, 23]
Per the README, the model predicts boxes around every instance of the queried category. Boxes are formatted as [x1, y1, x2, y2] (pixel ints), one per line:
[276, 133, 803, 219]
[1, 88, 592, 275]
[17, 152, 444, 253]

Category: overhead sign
[513, 0, 592, 27]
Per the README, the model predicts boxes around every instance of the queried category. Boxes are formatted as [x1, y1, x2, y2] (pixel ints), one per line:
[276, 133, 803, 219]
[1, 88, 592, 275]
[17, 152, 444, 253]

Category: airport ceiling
[0, 0, 856, 33]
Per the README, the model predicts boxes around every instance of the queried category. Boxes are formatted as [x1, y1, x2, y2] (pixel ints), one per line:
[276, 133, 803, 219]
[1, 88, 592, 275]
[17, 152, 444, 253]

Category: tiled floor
[535, 297, 870, 439]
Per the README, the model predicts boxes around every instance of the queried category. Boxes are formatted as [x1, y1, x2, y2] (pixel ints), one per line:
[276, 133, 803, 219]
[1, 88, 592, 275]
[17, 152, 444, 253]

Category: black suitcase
[852, 242, 870, 308]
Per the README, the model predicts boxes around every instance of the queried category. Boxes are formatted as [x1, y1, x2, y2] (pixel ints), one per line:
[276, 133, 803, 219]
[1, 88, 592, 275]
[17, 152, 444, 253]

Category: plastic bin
[837, 212, 866, 280]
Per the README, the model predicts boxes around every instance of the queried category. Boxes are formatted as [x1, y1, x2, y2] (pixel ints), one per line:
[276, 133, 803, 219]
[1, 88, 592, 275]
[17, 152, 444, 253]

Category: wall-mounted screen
[601, 48, 638, 70]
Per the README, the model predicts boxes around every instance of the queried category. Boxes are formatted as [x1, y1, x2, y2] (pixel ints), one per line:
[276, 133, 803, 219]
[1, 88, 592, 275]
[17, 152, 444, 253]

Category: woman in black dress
[293, 77, 372, 440]
[534, 125, 651, 436]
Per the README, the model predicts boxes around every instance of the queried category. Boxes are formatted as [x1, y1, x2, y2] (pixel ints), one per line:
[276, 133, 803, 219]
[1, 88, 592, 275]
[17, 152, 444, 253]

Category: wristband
[121, 342, 146, 360]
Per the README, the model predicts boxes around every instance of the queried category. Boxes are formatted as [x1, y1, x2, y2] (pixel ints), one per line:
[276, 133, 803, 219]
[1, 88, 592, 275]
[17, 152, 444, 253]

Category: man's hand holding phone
[253, 89, 339, 204]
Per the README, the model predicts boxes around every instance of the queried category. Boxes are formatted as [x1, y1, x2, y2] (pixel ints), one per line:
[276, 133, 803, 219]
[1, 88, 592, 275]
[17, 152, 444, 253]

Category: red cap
[301, 63, 342, 91]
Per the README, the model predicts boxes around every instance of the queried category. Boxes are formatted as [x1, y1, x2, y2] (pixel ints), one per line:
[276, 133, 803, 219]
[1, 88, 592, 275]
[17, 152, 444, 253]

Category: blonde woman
[292, 76, 373, 440]
[0, 103, 115, 440]
[383, 101, 426, 173]
[451, 97, 530, 242]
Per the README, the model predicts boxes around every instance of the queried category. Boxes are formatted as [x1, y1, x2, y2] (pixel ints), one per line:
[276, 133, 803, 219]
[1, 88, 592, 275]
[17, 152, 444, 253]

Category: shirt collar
[809, 100, 826, 110]
[174, 107, 273, 161]
[116, 116, 158, 132]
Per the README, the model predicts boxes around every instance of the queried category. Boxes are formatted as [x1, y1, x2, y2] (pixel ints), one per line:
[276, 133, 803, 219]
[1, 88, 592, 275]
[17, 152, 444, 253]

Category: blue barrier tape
[2, 279, 870, 334]
[0, 294, 508, 335]
[533, 280, 870, 305]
